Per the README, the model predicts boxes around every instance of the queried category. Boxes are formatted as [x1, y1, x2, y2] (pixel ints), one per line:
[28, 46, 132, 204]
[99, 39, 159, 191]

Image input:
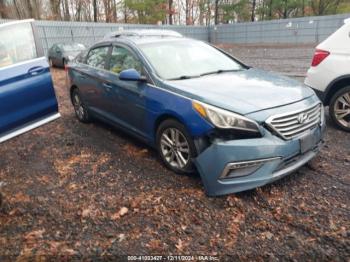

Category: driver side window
[109, 46, 141, 74]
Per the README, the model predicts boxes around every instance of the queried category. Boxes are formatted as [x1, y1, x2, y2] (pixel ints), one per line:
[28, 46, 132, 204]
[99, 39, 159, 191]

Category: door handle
[28, 66, 45, 76]
[103, 83, 112, 91]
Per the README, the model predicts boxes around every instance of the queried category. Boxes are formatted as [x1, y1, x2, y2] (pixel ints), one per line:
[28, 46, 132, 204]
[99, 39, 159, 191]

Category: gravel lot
[0, 45, 349, 261]
[222, 44, 316, 82]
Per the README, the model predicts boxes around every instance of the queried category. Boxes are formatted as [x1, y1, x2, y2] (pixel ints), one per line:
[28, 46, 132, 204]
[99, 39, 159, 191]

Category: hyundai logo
[297, 113, 309, 124]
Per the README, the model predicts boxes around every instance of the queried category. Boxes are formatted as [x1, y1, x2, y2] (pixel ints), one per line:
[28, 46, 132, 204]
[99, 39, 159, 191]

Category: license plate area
[299, 128, 321, 154]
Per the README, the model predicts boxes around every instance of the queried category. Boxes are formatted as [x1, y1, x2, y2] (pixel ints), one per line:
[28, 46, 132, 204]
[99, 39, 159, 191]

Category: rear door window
[0, 22, 37, 68]
[86, 46, 109, 69]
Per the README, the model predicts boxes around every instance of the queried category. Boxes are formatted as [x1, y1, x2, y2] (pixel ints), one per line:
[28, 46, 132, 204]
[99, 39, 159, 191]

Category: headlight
[192, 101, 260, 133]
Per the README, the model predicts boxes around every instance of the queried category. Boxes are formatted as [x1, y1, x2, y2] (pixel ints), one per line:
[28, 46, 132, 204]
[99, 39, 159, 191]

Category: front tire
[71, 88, 90, 123]
[156, 119, 196, 174]
[329, 86, 350, 132]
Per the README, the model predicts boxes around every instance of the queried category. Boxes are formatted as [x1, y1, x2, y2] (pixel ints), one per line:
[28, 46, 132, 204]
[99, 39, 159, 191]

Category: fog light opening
[220, 157, 281, 180]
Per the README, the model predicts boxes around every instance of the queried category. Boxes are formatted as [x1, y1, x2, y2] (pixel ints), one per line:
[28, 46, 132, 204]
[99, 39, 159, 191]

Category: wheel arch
[70, 85, 78, 102]
[324, 75, 350, 105]
[154, 113, 190, 139]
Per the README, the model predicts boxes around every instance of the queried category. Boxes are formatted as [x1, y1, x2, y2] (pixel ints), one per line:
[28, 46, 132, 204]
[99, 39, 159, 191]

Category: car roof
[104, 29, 183, 39]
[98, 29, 191, 46]
[54, 42, 85, 47]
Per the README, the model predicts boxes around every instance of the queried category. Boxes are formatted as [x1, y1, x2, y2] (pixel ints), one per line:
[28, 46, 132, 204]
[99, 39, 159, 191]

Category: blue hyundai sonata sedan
[67, 30, 325, 196]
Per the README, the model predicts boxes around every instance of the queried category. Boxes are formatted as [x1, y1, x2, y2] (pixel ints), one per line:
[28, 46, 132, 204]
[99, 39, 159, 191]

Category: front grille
[266, 103, 322, 140]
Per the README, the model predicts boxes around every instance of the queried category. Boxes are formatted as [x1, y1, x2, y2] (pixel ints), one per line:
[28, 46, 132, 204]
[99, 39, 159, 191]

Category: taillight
[311, 49, 330, 67]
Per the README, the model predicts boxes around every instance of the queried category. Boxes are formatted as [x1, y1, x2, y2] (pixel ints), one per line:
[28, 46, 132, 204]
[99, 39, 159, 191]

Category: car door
[104, 45, 148, 138]
[77, 45, 111, 116]
[0, 20, 59, 143]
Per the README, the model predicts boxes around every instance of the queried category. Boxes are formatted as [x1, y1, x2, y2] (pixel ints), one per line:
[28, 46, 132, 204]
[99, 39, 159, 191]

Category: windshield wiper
[200, 69, 242, 77]
[168, 75, 200, 80]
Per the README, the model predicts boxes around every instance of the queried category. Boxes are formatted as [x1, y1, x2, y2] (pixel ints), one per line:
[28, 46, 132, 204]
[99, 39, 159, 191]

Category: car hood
[165, 68, 315, 115]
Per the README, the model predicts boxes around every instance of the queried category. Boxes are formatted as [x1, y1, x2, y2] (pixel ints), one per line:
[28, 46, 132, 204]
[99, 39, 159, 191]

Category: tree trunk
[124, 0, 127, 23]
[214, 0, 219, 25]
[283, 0, 287, 18]
[27, 0, 35, 19]
[50, 0, 61, 20]
[93, 0, 98, 22]
[13, 0, 22, 19]
[261, 0, 265, 21]
[185, 0, 190, 25]
[169, 0, 173, 25]
[251, 0, 256, 22]
[302, 0, 305, 16]
[268, 0, 273, 19]
[112, 0, 117, 22]
[63, 0, 70, 20]
[0, 0, 7, 18]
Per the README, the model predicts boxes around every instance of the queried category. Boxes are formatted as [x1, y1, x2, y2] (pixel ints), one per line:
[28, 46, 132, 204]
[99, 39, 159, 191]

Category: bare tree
[169, 0, 173, 24]
[0, 0, 8, 18]
[50, 0, 61, 20]
[214, 0, 219, 24]
[311, 0, 342, 15]
[251, 0, 256, 21]
[93, 0, 98, 22]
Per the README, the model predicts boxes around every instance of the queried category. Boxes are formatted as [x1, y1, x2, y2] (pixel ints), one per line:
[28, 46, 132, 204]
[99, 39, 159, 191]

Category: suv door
[0, 20, 59, 143]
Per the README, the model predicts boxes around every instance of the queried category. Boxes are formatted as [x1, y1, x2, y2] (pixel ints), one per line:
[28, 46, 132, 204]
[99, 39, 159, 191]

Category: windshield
[139, 40, 244, 80]
[62, 43, 85, 52]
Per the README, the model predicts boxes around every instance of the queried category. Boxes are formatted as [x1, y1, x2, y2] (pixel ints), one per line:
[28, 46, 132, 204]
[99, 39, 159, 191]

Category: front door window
[109, 46, 141, 74]
[0, 22, 37, 69]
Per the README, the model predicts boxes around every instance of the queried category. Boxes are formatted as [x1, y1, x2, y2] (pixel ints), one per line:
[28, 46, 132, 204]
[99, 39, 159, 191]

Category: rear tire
[329, 86, 350, 132]
[48, 58, 54, 67]
[71, 88, 90, 123]
[156, 119, 196, 174]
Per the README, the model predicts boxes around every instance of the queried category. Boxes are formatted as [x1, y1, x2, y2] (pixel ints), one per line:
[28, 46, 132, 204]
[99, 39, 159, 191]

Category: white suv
[305, 18, 350, 132]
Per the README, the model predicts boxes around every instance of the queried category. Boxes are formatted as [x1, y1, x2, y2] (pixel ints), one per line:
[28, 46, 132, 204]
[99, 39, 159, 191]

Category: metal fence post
[42, 25, 49, 55]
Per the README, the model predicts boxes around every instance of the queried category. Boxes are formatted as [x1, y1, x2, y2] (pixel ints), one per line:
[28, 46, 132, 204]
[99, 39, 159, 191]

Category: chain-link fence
[210, 13, 349, 45]
[1, 13, 349, 55]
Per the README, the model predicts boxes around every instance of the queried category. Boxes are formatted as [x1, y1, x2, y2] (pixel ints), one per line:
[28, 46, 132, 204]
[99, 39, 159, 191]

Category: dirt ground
[0, 46, 349, 261]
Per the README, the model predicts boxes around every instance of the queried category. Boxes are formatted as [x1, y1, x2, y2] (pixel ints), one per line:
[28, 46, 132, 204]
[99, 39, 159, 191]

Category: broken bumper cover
[194, 124, 325, 196]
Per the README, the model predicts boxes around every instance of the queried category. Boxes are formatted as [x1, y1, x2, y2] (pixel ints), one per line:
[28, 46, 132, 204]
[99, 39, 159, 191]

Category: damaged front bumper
[194, 124, 325, 196]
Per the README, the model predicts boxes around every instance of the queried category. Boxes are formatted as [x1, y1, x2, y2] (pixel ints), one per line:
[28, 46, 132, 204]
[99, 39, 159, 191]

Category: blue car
[0, 20, 59, 143]
[67, 30, 325, 196]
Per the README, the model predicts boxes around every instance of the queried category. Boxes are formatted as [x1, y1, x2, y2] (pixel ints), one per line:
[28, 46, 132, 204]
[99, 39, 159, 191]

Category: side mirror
[119, 69, 146, 82]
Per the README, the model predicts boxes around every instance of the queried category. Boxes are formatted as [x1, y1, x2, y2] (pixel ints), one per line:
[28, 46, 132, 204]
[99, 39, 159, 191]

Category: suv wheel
[329, 86, 350, 132]
[71, 88, 90, 123]
[156, 119, 196, 174]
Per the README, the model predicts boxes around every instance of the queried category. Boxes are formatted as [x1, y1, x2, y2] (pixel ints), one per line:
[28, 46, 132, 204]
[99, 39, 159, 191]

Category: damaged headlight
[192, 101, 260, 134]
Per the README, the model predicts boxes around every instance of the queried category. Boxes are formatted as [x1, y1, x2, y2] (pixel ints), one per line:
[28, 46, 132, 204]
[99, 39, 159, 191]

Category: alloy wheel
[73, 93, 85, 120]
[334, 91, 350, 128]
[160, 128, 190, 169]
